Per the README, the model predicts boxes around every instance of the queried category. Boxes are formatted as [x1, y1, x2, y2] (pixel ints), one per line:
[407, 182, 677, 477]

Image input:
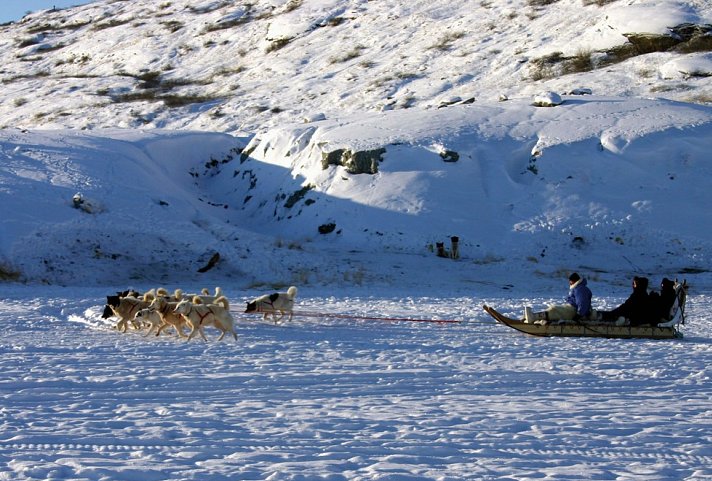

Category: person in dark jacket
[525, 272, 593, 323]
[648, 278, 677, 324]
[601, 276, 651, 326]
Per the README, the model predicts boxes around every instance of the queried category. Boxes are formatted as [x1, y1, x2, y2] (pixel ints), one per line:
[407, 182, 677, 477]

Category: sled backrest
[659, 280, 687, 326]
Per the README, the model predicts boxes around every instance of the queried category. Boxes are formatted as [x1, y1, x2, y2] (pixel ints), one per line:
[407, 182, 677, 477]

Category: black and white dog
[245, 286, 298, 323]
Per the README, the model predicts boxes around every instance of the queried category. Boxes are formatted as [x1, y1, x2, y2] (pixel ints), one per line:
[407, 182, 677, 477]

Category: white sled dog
[134, 307, 167, 338]
[173, 296, 237, 342]
[244, 286, 298, 323]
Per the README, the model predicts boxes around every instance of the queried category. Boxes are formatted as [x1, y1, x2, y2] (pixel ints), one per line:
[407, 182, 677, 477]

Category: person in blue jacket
[525, 272, 593, 324]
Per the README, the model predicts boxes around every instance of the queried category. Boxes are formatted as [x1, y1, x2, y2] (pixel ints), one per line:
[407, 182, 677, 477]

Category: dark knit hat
[569, 273, 580, 282]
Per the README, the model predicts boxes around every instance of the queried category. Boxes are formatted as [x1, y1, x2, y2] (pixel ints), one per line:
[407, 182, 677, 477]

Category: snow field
[1, 286, 710, 481]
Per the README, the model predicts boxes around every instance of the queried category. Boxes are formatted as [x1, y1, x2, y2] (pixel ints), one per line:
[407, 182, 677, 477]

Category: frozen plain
[1, 278, 710, 481]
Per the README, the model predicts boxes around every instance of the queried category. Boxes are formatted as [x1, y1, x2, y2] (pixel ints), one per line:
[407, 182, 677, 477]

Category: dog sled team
[101, 272, 685, 340]
[523, 273, 683, 327]
[102, 285, 298, 341]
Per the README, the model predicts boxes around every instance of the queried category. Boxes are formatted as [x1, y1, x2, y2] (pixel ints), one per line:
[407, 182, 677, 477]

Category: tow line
[246, 309, 462, 324]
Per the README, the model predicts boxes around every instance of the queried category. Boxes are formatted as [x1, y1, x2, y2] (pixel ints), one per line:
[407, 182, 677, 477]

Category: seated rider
[525, 273, 592, 323]
[600, 276, 651, 326]
[648, 278, 677, 325]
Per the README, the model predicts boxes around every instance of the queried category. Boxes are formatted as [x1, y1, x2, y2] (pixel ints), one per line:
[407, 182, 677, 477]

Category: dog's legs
[151, 322, 163, 337]
[227, 323, 238, 341]
[156, 322, 175, 337]
[143, 323, 156, 337]
[219, 325, 237, 341]
[186, 320, 208, 341]
[198, 325, 208, 341]
[172, 324, 187, 338]
[186, 325, 198, 341]
[183, 317, 200, 341]
[211, 320, 225, 341]
[116, 318, 127, 332]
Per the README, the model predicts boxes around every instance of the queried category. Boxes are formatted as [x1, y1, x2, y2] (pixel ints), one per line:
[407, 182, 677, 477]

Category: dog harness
[181, 304, 215, 325]
[126, 302, 139, 317]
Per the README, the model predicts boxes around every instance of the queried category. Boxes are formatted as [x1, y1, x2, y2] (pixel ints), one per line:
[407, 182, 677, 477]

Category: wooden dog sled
[483, 281, 687, 340]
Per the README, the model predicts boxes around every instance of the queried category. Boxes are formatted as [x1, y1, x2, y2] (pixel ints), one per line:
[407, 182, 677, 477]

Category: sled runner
[482, 281, 687, 340]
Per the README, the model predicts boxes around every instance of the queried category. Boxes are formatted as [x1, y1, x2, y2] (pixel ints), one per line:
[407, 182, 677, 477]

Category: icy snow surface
[1, 0, 712, 479]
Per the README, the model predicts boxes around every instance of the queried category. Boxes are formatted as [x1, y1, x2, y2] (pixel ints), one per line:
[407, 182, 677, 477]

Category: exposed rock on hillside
[625, 23, 712, 54]
[321, 148, 386, 175]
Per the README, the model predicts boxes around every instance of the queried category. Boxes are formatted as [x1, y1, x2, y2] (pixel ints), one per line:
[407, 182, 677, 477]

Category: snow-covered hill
[1, 0, 711, 289]
[1, 0, 711, 134]
[2, 94, 712, 289]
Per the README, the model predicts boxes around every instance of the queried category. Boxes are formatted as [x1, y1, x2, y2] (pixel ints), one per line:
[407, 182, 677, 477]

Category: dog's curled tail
[214, 295, 230, 310]
[287, 286, 298, 299]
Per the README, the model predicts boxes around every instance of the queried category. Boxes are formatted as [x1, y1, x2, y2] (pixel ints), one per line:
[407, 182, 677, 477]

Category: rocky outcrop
[321, 147, 386, 174]
[624, 23, 712, 55]
[533, 23, 712, 78]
